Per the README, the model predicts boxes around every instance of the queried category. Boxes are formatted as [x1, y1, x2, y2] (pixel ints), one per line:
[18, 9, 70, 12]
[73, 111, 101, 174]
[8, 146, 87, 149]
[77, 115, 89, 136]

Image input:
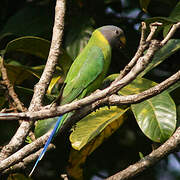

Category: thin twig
[0, 57, 26, 112]
[146, 22, 162, 42]
[161, 22, 180, 46]
[115, 22, 149, 81]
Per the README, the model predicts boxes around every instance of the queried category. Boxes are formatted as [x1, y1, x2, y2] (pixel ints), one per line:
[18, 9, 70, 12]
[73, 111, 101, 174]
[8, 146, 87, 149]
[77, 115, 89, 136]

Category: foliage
[0, 0, 180, 180]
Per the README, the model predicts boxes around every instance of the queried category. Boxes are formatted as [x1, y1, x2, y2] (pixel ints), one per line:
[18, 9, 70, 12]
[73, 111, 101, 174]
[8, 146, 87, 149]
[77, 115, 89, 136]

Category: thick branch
[2, 144, 55, 174]
[1, 69, 179, 122]
[0, 132, 51, 172]
[30, 0, 66, 108]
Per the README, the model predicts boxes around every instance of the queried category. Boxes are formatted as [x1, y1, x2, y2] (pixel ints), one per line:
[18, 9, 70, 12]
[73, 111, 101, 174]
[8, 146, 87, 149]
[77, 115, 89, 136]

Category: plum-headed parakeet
[29, 25, 126, 176]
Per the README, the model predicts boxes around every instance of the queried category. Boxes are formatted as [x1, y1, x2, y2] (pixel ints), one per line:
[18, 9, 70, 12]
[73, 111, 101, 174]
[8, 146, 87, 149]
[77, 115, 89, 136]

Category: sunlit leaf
[70, 106, 128, 150]
[68, 106, 128, 179]
[120, 78, 176, 142]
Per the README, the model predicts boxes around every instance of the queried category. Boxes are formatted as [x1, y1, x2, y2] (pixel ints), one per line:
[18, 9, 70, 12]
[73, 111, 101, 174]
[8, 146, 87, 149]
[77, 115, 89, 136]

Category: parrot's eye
[115, 30, 120, 35]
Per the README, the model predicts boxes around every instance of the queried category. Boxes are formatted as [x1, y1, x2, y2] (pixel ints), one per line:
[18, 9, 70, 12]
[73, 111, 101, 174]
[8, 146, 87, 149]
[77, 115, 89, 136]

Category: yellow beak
[120, 35, 126, 47]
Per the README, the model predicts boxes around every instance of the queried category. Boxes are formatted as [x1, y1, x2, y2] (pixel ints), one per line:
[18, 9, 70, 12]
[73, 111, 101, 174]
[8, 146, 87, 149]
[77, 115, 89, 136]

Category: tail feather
[29, 116, 63, 177]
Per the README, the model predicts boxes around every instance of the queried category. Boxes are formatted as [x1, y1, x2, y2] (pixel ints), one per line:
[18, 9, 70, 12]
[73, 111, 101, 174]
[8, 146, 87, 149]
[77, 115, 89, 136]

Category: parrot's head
[98, 25, 126, 49]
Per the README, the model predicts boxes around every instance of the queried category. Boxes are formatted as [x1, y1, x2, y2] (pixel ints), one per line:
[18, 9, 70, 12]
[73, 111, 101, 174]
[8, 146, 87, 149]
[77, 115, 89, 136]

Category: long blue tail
[29, 116, 63, 177]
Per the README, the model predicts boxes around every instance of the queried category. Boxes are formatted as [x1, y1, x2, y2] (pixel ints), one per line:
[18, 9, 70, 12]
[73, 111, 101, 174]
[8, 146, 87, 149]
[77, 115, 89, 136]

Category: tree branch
[106, 126, 180, 180]
[0, 0, 66, 161]
[2, 144, 55, 174]
[0, 132, 51, 172]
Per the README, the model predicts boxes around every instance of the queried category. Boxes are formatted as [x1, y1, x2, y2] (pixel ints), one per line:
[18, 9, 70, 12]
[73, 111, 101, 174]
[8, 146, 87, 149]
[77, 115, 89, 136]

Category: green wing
[61, 46, 104, 105]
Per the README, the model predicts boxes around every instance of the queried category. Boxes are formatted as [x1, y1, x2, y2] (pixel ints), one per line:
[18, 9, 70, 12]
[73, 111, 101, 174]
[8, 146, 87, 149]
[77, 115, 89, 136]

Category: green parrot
[29, 25, 125, 176]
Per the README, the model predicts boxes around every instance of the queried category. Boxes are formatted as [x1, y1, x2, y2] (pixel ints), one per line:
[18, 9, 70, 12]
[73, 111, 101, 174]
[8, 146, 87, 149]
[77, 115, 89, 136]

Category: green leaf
[0, 60, 35, 85]
[2, 36, 73, 90]
[167, 1, 180, 22]
[139, 0, 150, 13]
[139, 39, 180, 77]
[70, 106, 128, 150]
[4, 36, 50, 60]
[0, 6, 53, 39]
[34, 117, 58, 138]
[67, 106, 128, 179]
[163, 1, 180, 36]
[65, 16, 94, 60]
[120, 78, 177, 142]
[132, 92, 176, 142]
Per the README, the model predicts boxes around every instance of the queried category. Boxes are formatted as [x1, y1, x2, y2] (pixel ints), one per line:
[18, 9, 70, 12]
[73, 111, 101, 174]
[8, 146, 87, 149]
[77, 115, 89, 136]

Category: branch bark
[0, 0, 66, 161]
[0, 69, 179, 121]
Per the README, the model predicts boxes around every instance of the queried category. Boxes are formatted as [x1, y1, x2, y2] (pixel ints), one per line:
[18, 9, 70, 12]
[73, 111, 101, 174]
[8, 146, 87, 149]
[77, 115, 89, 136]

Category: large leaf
[2, 36, 73, 90]
[68, 106, 128, 179]
[70, 106, 128, 150]
[120, 78, 176, 142]
[163, 1, 180, 36]
[4, 36, 50, 60]
[0, 6, 53, 39]
[4, 63, 37, 85]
